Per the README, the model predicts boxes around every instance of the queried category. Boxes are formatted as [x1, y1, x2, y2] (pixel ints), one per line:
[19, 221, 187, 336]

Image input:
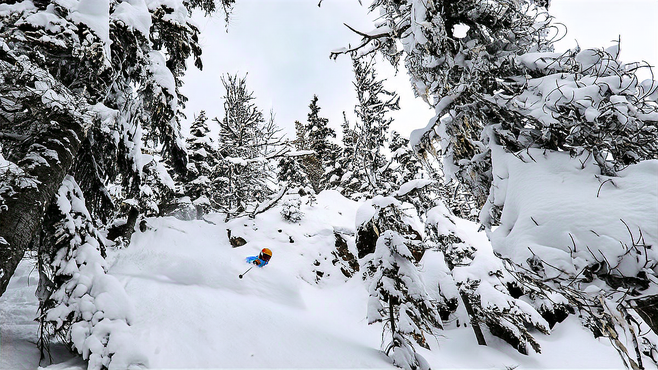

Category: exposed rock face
[332, 232, 359, 278]
[356, 220, 378, 259]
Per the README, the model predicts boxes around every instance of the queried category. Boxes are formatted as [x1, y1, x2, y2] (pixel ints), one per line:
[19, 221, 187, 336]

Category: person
[246, 248, 272, 267]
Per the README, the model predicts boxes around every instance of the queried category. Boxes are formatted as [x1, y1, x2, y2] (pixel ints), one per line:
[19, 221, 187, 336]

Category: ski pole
[239, 266, 253, 279]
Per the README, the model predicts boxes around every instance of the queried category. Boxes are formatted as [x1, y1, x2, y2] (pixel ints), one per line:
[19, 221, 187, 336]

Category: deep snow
[0, 190, 638, 369]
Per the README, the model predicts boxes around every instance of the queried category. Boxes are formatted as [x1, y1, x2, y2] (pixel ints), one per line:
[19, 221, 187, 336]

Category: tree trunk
[389, 295, 396, 336]
[460, 291, 488, 346]
[632, 295, 658, 335]
[0, 58, 89, 298]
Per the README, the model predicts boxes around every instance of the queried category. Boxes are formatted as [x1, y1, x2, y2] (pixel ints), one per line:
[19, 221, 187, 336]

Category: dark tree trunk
[460, 291, 488, 346]
[632, 295, 658, 335]
[0, 59, 88, 297]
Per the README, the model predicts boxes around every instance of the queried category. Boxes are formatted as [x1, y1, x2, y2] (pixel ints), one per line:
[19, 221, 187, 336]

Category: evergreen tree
[302, 95, 338, 192]
[213, 74, 281, 219]
[367, 230, 442, 370]
[185, 111, 218, 217]
[306, 95, 336, 165]
[0, 0, 234, 297]
[384, 132, 424, 189]
[327, 112, 358, 194]
[277, 152, 311, 191]
[337, 0, 658, 363]
[351, 55, 400, 196]
[292, 119, 321, 193]
[36, 176, 141, 369]
[357, 195, 443, 370]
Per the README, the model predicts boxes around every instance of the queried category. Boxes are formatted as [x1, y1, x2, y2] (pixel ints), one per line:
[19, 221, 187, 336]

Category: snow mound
[487, 144, 658, 279]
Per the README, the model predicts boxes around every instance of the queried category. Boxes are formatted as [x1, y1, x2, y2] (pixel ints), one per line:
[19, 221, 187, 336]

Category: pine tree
[0, 0, 235, 297]
[213, 74, 281, 219]
[302, 95, 338, 192]
[277, 152, 311, 191]
[351, 55, 400, 197]
[328, 112, 358, 195]
[336, 0, 658, 363]
[384, 132, 424, 189]
[359, 198, 443, 370]
[36, 176, 141, 369]
[185, 111, 219, 217]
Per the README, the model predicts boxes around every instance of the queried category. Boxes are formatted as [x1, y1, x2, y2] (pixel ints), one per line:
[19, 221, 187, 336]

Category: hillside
[1, 190, 634, 370]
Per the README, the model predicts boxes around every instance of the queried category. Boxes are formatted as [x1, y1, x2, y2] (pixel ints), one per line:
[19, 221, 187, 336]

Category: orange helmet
[259, 248, 272, 262]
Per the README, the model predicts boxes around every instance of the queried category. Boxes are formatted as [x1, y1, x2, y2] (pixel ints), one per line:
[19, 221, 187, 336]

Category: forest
[1, 1, 657, 369]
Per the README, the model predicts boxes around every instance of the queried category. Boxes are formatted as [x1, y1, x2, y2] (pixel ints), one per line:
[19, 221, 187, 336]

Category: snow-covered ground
[0, 256, 84, 370]
[0, 191, 639, 369]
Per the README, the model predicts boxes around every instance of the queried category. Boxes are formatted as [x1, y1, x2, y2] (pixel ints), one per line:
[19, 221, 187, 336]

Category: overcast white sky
[180, 0, 658, 140]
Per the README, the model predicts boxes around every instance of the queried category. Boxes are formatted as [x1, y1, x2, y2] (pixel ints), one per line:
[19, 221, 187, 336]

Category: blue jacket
[246, 256, 269, 268]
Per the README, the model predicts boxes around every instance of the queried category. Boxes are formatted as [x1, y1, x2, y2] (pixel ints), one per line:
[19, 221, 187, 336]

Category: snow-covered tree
[360, 199, 442, 370]
[337, 0, 658, 364]
[213, 74, 282, 219]
[425, 201, 553, 355]
[277, 150, 312, 191]
[280, 197, 303, 223]
[0, 0, 235, 297]
[351, 55, 400, 196]
[306, 95, 337, 167]
[293, 119, 323, 193]
[36, 176, 143, 370]
[184, 111, 218, 217]
[295, 95, 338, 192]
[381, 132, 425, 193]
[328, 113, 358, 194]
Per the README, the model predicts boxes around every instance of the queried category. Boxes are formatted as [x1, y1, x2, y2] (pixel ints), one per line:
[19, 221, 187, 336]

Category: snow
[0, 190, 644, 370]
[395, 179, 436, 197]
[111, 0, 151, 37]
[0, 257, 83, 370]
[69, 0, 111, 58]
[487, 143, 658, 279]
[147, 51, 178, 110]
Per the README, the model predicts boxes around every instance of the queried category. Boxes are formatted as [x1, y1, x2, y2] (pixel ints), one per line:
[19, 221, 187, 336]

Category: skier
[240, 248, 272, 279]
[246, 248, 272, 267]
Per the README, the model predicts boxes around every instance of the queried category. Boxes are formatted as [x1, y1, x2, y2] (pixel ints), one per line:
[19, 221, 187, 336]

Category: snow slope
[0, 191, 635, 369]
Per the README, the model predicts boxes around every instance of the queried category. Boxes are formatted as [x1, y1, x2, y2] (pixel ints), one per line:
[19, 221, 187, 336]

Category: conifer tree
[383, 132, 424, 189]
[185, 111, 218, 216]
[302, 95, 338, 192]
[213, 74, 281, 219]
[0, 0, 235, 297]
[277, 153, 311, 191]
[351, 55, 400, 196]
[358, 196, 443, 370]
[367, 230, 442, 370]
[336, 0, 658, 363]
[36, 176, 140, 369]
[327, 112, 358, 194]
[306, 95, 336, 165]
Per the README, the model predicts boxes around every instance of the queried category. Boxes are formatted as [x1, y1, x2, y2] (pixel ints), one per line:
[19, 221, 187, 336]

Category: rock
[230, 236, 247, 248]
[332, 232, 359, 278]
[227, 229, 247, 248]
